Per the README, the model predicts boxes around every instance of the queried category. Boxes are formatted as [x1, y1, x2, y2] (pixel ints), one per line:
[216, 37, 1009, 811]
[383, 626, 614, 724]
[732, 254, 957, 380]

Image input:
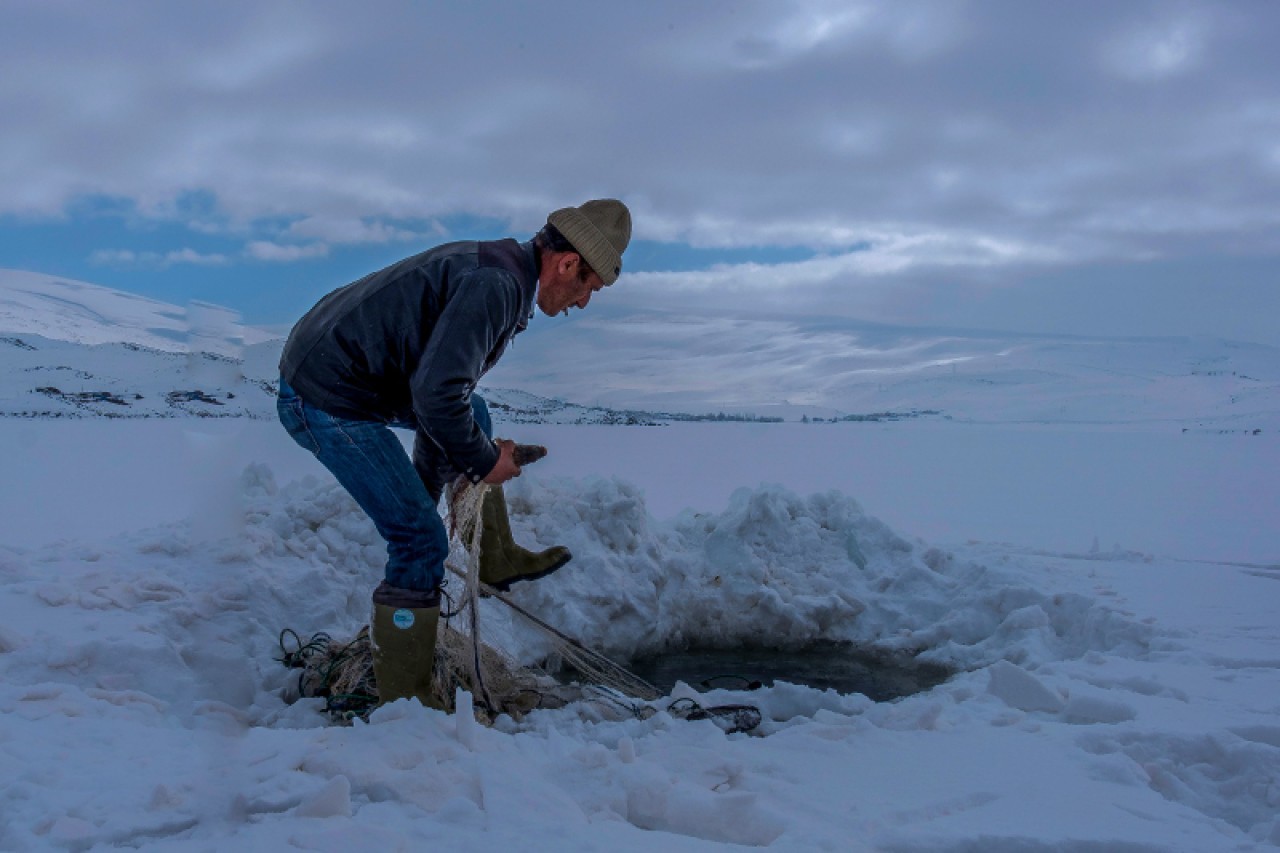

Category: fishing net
[280, 480, 660, 723]
[279, 476, 759, 732]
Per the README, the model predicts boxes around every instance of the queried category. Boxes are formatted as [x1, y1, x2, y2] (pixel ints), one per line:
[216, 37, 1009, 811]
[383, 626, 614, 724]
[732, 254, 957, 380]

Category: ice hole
[622, 641, 953, 702]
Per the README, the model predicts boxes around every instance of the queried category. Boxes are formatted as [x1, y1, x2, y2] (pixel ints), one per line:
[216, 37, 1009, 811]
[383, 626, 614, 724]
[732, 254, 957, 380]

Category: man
[276, 199, 632, 707]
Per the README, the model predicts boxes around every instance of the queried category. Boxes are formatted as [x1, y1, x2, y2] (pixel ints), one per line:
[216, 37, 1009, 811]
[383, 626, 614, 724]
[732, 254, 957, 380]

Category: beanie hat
[546, 199, 632, 285]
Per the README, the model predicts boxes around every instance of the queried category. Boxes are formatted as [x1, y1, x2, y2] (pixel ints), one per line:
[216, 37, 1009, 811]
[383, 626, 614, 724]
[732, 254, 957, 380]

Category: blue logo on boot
[392, 609, 415, 629]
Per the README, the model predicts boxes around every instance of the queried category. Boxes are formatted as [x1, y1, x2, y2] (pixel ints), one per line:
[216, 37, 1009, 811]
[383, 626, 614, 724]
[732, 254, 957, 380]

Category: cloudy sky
[3, 0, 1278, 345]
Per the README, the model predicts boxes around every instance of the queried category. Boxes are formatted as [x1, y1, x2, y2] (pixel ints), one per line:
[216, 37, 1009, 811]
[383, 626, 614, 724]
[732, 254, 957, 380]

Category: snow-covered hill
[0, 269, 273, 352]
[0, 271, 653, 423]
[3, 269, 1278, 429]
[0, 333, 281, 419]
[0, 330, 688, 423]
[492, 306, 1280, 430]
[0, 272, 828, 424]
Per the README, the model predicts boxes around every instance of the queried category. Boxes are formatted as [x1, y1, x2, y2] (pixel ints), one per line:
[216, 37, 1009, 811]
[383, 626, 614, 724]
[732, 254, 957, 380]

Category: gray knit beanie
[546, 199, 632, 285]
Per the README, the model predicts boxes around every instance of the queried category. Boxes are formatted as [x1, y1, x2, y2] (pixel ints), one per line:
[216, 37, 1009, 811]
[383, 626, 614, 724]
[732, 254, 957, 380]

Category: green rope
[278, 628, 379, 722]
[668, 697, 762, 735]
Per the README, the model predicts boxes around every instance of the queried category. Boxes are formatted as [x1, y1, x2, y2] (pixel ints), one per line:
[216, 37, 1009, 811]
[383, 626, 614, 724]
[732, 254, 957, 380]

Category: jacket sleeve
[411, 268, 518, 481]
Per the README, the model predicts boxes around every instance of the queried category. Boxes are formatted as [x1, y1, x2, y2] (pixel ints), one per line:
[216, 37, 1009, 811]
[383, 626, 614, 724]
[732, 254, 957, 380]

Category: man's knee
[383, 516, 449, 591]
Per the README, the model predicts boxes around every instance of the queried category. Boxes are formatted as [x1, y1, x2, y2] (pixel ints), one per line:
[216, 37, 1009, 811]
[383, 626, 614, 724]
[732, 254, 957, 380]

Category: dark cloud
[3, 0, 1278, 341]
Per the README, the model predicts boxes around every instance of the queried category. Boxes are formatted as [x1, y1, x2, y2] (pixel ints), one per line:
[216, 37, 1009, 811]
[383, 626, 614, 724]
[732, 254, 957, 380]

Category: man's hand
[483, 438, 521, 484]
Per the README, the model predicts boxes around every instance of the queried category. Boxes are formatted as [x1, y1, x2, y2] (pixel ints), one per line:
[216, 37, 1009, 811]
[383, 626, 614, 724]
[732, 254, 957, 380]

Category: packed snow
[1, 273, 1278, 850]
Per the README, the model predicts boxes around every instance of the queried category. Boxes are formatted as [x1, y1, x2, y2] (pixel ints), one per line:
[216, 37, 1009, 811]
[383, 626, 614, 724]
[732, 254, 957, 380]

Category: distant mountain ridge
[0, 329, 703, 423]
[0, 270, 685, 423]
[2, 269, 1277, 429]
[492, 304, 1280, 429]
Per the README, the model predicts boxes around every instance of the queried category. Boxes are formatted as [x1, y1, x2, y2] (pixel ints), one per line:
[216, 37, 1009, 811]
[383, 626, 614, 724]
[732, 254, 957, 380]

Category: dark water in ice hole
[562, 641, 954, 703]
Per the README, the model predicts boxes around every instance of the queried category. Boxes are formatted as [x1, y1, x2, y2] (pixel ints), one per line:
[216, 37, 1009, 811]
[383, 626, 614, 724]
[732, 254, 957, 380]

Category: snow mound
[487, 476, 1154, 671]
[161, 467, 1152, 673]
[0, 468, 1152, 722]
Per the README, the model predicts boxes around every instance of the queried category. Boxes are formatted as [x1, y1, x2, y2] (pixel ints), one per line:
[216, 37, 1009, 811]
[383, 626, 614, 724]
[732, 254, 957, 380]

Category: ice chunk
[1061, 693, 1137, 725]
[294, 775, 352, 819]
[986, 660, 1065, 713]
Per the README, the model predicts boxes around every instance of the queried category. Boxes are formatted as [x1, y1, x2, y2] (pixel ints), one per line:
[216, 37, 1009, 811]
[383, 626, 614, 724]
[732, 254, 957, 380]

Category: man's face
[536, 252, 605, 317]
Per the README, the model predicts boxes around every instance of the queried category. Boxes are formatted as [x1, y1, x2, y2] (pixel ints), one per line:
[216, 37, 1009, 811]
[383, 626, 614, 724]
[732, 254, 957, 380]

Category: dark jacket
[279, 238, 537, 482]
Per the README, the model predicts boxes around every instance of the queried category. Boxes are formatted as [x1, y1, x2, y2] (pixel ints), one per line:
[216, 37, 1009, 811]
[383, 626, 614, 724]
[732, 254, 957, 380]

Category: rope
[698, 674, 764, 691]
[439, 483, 762, 733]
[278, 627, 377, 722]
[667, 697, 763, 735]
[447, 480, 498, 716]
[439, 559, 662, 702]
[277, 472, 761, 733]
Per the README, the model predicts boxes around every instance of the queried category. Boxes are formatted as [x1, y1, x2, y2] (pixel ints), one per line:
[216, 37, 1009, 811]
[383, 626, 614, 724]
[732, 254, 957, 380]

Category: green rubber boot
[370, 582, 441, 709]
[478, 486, 572, 592]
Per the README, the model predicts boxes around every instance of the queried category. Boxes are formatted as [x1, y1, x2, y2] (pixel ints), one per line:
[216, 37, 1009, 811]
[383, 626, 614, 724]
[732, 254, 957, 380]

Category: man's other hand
[484, 438, 521, 484]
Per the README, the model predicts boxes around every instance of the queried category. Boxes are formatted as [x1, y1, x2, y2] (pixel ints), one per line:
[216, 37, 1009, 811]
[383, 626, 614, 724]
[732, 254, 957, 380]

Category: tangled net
[279, 478, 760, 733]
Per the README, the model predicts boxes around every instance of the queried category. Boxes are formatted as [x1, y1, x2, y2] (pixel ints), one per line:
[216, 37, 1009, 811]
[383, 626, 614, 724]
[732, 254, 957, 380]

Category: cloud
[89, 250, 141, 266]
[627, 230, 1060, 295]
[1103, 13, 1209, 80]
[5, 1, 1280, 342]
[89, 248, 230, 268]
[284, 216, 421, 245]
[165, 248, 230, 266]
[3, 2, 1275, 254]
[244, 241, 330, 262]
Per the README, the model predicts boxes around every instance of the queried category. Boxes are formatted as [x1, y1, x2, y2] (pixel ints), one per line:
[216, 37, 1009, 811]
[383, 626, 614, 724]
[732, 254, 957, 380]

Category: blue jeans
[276, 377, 492, 592]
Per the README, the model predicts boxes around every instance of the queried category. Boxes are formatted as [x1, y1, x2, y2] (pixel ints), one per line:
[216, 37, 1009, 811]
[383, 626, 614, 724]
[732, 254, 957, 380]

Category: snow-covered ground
[1, 416, 1277, 850]
[2, 271, 1278, 849]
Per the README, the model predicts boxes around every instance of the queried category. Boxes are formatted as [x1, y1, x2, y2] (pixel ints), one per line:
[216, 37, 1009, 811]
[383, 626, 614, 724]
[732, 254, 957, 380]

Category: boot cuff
[372, 581, 441, 609]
